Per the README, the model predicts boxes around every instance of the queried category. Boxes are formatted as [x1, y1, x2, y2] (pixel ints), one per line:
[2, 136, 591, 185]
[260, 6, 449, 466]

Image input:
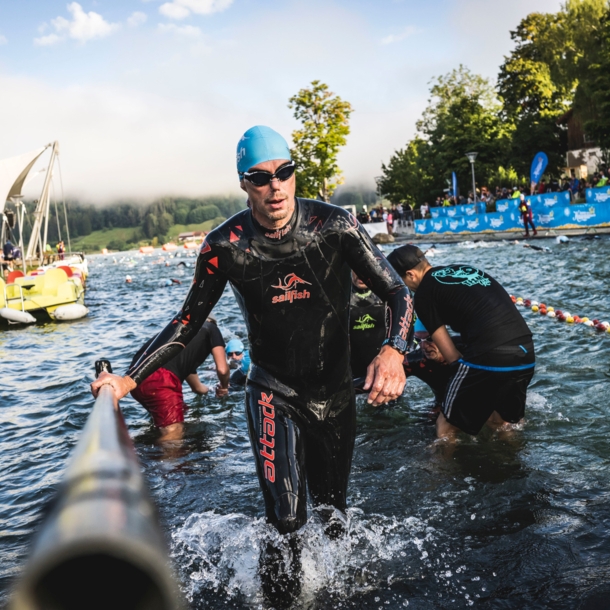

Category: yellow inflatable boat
[0, 267, 87, 326]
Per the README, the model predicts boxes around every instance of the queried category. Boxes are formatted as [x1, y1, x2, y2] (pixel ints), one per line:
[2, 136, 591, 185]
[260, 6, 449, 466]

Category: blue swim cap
[236, 126, 291, 175]
[414, 318, 428, 336]
[226, 338, 245, 353]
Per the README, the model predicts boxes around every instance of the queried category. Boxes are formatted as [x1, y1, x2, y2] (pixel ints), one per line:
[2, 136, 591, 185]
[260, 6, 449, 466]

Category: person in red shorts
[130, 316, 230, 441]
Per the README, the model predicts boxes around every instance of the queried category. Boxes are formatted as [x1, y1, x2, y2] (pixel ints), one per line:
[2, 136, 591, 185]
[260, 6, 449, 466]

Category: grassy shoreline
[69, 218, 223, 253]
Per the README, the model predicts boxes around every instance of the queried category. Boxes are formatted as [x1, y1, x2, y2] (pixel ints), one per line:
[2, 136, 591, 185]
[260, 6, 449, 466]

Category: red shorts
[130, 368, 186, 428]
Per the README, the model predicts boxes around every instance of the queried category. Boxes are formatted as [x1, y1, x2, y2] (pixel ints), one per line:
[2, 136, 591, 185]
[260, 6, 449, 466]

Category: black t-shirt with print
[414, 265, 531, 360]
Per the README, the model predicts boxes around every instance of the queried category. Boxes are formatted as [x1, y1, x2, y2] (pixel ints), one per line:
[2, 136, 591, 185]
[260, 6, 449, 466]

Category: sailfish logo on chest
[271, 273, 312, 304]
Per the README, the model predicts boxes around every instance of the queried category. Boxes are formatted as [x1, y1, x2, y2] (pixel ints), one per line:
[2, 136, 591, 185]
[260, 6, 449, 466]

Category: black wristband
[382, 336, 408, 355]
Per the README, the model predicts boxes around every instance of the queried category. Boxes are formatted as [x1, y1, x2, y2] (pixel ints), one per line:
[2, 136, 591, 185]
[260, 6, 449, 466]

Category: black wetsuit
[126, 198, 413, 533]
[349, 286, 387, 379]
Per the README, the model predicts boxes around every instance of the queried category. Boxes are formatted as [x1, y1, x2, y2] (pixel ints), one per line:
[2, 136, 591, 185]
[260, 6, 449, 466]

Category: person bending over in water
[130, 316, 230, 442]
[92, 125, 412, 539]
[387, 245, 535, 440]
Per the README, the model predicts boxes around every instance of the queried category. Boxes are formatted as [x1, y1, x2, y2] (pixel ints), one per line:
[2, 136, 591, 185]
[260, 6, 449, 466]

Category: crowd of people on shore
[356, 203, 414, 234]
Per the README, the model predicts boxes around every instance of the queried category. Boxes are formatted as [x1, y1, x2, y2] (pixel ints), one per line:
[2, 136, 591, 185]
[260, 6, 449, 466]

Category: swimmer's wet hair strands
[386, 245, 427, 276]
[236, 126, 292, 176]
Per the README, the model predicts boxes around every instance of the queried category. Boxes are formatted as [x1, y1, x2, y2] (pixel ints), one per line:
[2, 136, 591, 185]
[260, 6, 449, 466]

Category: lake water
[1, 235, 610, 609]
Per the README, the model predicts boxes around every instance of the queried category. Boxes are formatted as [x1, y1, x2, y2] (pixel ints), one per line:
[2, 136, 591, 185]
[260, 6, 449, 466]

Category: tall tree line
[378, 0, 610, 206]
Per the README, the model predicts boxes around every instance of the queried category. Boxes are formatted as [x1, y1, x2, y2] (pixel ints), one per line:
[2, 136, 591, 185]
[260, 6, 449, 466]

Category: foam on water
[172, 506, 440, 608]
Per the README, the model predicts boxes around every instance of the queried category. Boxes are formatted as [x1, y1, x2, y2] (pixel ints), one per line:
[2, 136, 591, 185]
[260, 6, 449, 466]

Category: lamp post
[466, 152, 478, 203]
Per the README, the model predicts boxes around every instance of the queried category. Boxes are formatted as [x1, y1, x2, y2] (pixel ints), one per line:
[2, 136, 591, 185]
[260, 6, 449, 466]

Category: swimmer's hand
[90, 372, 137, 399]
[215, 384, 229, 398]
[364, 345, 407, 406]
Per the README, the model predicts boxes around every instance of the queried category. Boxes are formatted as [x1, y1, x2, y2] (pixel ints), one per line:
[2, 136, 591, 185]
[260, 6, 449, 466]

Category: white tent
[0, 145, 50, 215]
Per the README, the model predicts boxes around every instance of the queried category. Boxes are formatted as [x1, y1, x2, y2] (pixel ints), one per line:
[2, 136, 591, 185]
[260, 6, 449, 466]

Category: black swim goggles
[227, 351, 243, 357]
[242, 161, 296, 187]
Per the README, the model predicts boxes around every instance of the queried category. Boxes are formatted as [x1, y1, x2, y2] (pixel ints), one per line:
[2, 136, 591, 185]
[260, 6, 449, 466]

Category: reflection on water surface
[1, 237, 610, 608]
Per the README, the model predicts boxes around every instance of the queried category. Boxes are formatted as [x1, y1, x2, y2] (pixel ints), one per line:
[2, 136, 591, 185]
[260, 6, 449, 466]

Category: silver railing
[10, 360, 184, 610]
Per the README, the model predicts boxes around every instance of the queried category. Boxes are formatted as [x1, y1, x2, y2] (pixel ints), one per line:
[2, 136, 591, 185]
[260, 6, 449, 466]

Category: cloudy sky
[0, 0, 563, 202]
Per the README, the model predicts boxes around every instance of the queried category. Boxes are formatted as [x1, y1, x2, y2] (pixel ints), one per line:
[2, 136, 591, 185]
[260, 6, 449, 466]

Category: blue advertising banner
[417, 202, 610, 235]
[530, 152, 549, 185]
[496, 198, 519, 213]
[484, 212, 521, 232]
[527, 191, 570, 214]
[585, 185, 610, 204]
[535, 202, 610, 228]
[429, 204, 476, 219]
[414, 219, 431, 234]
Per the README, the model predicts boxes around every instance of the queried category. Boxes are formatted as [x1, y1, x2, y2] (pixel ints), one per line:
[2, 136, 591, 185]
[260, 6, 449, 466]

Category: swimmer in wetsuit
[349, 272, 387, 380]
[92, 125, 413, 538]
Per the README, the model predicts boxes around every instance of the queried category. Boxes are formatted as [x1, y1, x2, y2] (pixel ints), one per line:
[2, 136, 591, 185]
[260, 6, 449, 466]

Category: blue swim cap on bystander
[236, 126, 291, 176]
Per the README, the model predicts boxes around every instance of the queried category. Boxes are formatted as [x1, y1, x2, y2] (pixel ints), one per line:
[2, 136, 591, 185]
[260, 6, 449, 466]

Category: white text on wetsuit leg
[259, 392, 275, 482]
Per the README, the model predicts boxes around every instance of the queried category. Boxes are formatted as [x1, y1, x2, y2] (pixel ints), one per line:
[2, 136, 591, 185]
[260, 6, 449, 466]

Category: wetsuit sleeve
[125, 241, 228, 385]
[341, 215, 413, 352]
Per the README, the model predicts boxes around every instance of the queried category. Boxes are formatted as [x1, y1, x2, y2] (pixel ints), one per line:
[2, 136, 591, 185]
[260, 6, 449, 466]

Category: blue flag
[530, 152, 548, 185]
[452, 172, 458, 198]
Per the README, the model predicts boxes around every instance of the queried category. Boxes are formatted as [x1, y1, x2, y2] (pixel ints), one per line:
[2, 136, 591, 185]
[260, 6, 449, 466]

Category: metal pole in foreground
[10, 360, 184, 610]
[466, 152, 478, 203]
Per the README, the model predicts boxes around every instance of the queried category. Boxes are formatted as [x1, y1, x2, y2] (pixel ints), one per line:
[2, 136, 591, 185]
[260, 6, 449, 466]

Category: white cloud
[381, 26, 416, 45]
[0, 35, 7, 45]
[34, 33, 63, 47]
[0, 73, 247, 202]
[159, 0, 234, 20]
[34, 2, 120, 46]
[127, 12, 148, 28]
[158, 23, 202, 37]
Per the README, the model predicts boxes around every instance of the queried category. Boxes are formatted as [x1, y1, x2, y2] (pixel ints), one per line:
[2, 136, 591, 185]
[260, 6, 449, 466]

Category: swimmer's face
[351, 272, 368, 290]
[240, 158, 295, 228]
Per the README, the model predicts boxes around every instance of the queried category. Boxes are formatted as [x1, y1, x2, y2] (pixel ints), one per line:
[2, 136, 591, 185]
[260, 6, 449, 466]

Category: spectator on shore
[387, 209, 394, 235]
[420, 202, 429, 219]
[537, 180, 547, 194]
[404, 202, 413, 226]
[596, 171, 608, 187]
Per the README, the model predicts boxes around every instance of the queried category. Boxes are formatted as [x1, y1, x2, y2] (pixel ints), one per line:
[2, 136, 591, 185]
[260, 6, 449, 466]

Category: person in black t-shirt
[130, 318, 230, 441]
[387, 245, 535, 439]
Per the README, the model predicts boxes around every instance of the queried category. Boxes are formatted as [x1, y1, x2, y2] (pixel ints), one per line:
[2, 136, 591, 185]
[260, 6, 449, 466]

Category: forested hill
[26, 186, 377, 253]
[30, 195, 246, 252]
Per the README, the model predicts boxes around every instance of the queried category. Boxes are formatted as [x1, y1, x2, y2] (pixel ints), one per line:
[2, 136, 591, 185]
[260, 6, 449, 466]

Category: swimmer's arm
[91, 244, 228, 399]
[430, 326, 462, 364]
[186, 373, 209, 395]
[211, 346, 230, 397]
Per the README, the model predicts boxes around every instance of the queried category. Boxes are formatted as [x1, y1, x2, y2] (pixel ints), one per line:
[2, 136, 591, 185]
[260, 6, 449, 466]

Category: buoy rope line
[510, 295, 610, 334]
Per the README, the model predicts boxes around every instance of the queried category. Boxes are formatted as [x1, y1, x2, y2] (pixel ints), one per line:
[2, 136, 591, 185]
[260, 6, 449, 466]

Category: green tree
[143, 213, 157, 239]
[376, 138, 431, 205]
[157, 212, 173, 236]
[498, 1, 607, 175]
[575, 3, 610, 153]
[188, 205, 221, 224]
[288, 80, 353, 201]
[418, 66, 511, 194]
